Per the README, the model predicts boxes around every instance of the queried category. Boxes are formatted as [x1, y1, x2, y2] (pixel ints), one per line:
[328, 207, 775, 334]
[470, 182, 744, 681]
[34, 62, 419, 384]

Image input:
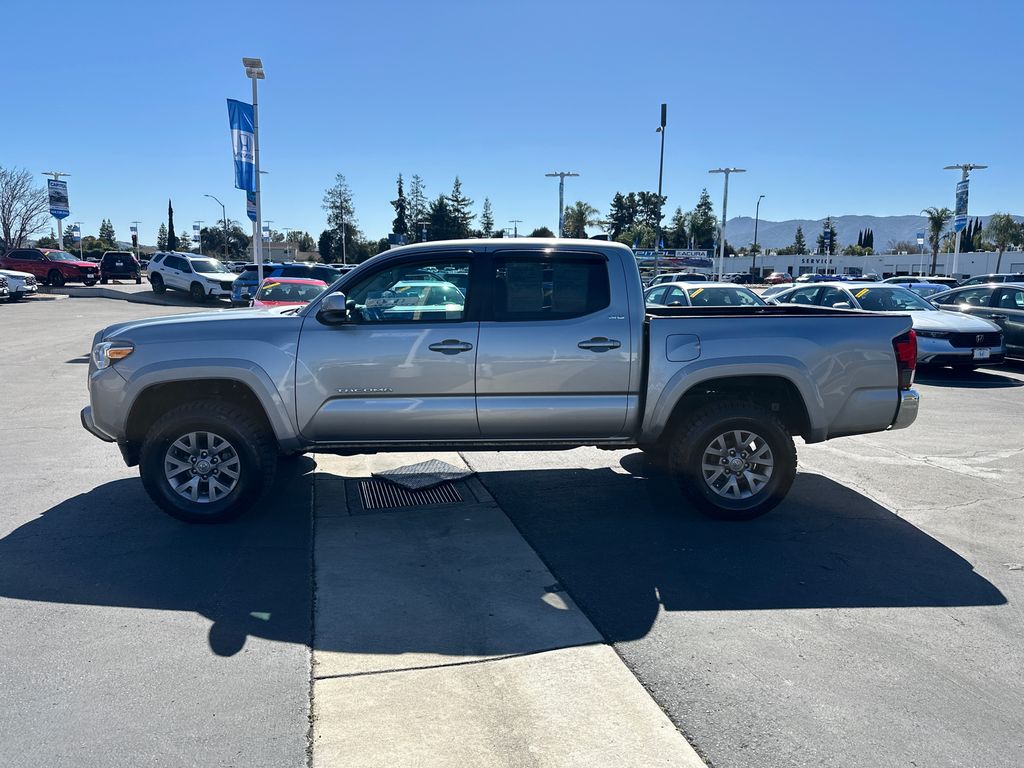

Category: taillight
[893, 330, 917, 390]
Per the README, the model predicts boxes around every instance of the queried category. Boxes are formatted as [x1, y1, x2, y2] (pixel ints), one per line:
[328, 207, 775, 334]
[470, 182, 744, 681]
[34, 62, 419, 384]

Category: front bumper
[80, 406, 116, 442]
[917, 336, 1005, 365]
[889, 389, 920, 431]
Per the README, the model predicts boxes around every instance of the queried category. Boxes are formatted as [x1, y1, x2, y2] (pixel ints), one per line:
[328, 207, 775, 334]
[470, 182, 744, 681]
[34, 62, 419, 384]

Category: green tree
[98, 218, 116, 246]
[562, 200, 600, 238]
[166, 200, 178, 251]
[816, 219, 839, 255]
[447, 177, 474, 238]
[617, 223, 656, 249]
[985, 213, 1020, 272]
[480, 198, 494, 237]
[688, 189, 717, 250]
[390, 174, 409, 236]
[289, 230, 315, 252]
[199, 219, 250, 259]
[665, 207, 688, 248]
[792, 226, 808, 255]
[922, 206, 953, 274]
[318, 229, 335, 261]
[636, 191, 667, 229]
[322, 173, 363, 260]
[36, 229, 59, 248]
[156, 223, 168, 250]
[606, 192, 631, 239]
[408, 174, 428, 242]
[427, 194, 457, 240]
[528, 226, 556, 238]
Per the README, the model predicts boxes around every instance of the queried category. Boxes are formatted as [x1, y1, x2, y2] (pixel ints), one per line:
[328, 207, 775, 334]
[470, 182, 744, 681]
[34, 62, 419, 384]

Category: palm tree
[922, 206, 953, 275]
[562, 201, 600, 239]
[985, 213, 1020, 272]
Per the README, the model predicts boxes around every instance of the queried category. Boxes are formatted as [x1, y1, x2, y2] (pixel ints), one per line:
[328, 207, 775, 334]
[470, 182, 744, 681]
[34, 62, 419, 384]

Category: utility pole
[751, 194, 765, 278]
[943, 163, 987, 277]
[655, 103, 667, 276]
[131, 221, 141, 260]
[708, 168, 746, 279]
[42, 171, 71, 249]
[509, 219, 522, 238]
[204, 195, 229, 260]
[73, 221, 83, 259]
[544, 171, 579, 237]
[243, 57, 266, 284]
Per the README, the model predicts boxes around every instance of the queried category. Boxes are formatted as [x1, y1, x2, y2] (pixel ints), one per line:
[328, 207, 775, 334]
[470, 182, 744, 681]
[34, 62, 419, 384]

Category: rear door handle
[990, 314, 1008, 321]
[428, 339, 474, 355]
[577, 337, 622, 352]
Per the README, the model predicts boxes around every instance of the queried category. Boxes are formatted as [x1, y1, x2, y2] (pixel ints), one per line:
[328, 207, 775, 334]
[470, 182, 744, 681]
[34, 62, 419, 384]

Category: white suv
[147, 252, 237, 303]
[0, 268, 39, 301]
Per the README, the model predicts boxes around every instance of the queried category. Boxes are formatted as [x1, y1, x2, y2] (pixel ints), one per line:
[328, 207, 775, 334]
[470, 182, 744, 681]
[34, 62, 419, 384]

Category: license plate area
[973, 348, 990, 360]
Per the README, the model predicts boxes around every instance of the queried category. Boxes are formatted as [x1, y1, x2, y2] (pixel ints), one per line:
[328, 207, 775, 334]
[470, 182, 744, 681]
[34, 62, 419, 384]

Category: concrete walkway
[310, 452, 706, 767]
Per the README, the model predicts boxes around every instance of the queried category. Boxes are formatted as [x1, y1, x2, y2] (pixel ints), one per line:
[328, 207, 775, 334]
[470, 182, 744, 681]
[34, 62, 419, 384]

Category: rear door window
[782, 286, 822, 305]
[936, 287, 996, 307]
[491, 254, 610, 321]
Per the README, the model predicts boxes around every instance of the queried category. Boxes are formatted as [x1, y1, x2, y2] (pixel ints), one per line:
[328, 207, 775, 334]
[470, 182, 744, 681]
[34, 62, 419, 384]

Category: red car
[0, 247, 99, 286]
[764, 272, 794, 285]
[250, 276, 327, 308]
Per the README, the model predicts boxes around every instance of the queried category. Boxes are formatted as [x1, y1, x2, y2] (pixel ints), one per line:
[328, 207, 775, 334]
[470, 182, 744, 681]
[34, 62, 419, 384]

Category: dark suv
[230, 262, 345, 306]
[100, 251, 142, 284]
[0, 248, 99, 286]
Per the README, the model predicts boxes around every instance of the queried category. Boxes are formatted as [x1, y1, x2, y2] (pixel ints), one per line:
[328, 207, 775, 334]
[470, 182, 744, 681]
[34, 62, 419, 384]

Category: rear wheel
[83, 280, 97, 286]
[668, 400, 796, 521]
[48, 270, 65, 287]
[150, 273, 165, 294]
[139, 400, 277, 523]
[135, 275, 142, 284]
[101, 277, 108, 284]
[190, 282, 207, 303]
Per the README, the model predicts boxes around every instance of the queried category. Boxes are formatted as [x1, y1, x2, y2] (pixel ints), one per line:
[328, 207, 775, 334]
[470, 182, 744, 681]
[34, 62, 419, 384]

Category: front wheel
[139, 400, 277, 523]
[48, 270, 65, 287]
[150, 273, 165, 294]
[190, 282, 207, 303]
[668, 400, 797, 521]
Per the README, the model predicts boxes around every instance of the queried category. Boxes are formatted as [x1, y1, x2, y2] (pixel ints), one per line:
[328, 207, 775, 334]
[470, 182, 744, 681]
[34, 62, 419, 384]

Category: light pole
[42, 171, 71, 249]
[751, 194, 765, 278]
[655, 103, 667, 275]
[281, 227, 291, 261]
[194, 220, 204, 255]
[204, 194, 229, 260]
[708, 168, 746, 279]
[73, 221, 83, 259]
[131, 221, 141, 260]
[243, 57, 266, 284]
[943, 163, 987, 277]
[544, 171, 579, 236]
[417, 220, 429, 246]
[263, 220, 274, 262]
[508, 219, 522, 238]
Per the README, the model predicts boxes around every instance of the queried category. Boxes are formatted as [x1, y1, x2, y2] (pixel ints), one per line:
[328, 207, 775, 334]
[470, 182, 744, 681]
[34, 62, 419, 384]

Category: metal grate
[358, 479, 463, 510]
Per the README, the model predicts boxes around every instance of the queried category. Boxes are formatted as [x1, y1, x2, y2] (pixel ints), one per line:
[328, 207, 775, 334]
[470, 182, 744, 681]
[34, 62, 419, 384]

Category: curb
[38, 285, 218, 308]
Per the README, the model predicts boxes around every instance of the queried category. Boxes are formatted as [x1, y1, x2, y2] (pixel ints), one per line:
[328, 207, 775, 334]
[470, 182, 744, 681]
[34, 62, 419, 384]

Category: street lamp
[943, 163, 987, 276]
[243, 57, 266, 283]
[42, 171, 71, 248]
[654, 102, 667, 275]
[751, 194, 765, 278]
[508, 219, 522, 238]
[708, 168, 746, 279]
[544, 171, 579, 236]
[204, 194, 229, 260]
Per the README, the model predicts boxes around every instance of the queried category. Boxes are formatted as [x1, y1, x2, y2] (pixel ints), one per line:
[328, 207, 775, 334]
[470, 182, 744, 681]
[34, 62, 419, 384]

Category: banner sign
[47, 179, 70, 219]
[193, 224, 201, 242]
[130, 224, 138, 246]
[916, 231, 925, 245]
[262, 224, 270, 242]
[954, 179, 969, 232]
[634, 249, 714, 269]
[246, 191, 257, 222]
[227, 99, 256, 192]
[72, 224, 81, 243]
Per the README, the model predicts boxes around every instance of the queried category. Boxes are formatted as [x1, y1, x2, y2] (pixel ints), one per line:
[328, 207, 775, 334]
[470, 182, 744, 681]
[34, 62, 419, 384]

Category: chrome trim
[889, 388, 920, 431]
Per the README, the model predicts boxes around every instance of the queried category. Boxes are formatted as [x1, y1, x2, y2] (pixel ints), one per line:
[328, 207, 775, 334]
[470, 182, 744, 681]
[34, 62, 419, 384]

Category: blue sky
[4, 0, 1022, 246]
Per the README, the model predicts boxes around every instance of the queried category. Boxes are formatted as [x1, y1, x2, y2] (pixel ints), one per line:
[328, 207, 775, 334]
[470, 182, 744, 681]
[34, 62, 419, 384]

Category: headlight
[915, 330, 949, 339]
[92, 341, 134, 369]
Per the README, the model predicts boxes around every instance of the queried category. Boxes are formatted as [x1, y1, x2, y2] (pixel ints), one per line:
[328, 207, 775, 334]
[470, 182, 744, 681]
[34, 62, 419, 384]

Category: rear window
[492, 254, 610, 321]
[281, 265, 340, 282]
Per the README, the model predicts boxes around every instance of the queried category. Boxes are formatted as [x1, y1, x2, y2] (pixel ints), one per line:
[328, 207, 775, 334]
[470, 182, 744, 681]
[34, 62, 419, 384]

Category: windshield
[46, 251, 81, 263]
[686, 286, 766, 307]
[853, 286, 935, 311]
[188, 258, 231, 274]
[256, 280, 327, 303]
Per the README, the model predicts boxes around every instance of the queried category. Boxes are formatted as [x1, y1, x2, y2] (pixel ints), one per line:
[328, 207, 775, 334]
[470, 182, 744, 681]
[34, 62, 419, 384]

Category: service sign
[48, 179, 70, 219]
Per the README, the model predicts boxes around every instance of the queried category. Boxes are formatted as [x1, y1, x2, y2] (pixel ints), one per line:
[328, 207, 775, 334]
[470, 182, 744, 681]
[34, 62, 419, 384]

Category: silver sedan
[644, 281, 767, 308]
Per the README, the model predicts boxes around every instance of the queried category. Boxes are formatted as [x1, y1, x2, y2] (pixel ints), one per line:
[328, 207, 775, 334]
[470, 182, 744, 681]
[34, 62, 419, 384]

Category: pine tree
[390, 174, 409, 236]
[322, 173, 363, 260]
[480, 198, 494, 237]
[98, 218, 116, 246]
[857, 230, 864, 248]
[157, 223, 168, 250]
[166, 200, 178, 251]
[793, 226, 807, 255]
[427, 194, 456, 240]
[688, 189, 717, 250]
[667, 207, 688, 248]
[447, 177, 474, 238]
[408, 174, 428, 242]
[607, 193, 630, 239]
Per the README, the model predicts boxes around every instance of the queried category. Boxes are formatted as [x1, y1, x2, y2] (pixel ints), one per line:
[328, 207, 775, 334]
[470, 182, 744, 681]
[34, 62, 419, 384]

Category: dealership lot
[0, 297, 1022, 767]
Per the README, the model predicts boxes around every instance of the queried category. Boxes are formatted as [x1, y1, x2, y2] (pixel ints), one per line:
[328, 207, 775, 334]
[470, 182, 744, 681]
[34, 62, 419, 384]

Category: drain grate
[358, 479, 463, 510]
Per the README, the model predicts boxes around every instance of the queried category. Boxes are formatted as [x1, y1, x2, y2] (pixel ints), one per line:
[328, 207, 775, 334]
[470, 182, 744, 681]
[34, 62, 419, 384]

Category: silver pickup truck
[81, 239, 920, 523]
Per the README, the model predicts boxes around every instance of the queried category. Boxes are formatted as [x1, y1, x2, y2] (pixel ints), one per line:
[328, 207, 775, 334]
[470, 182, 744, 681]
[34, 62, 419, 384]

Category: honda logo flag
[227, 99, 256, 192]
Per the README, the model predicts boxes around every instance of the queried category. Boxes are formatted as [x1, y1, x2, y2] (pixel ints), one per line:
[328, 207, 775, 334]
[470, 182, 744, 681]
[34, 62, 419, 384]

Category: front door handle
[577, 337, 622, 352]
[428, 339, 474, 355]
[990, 314, 1008, 321]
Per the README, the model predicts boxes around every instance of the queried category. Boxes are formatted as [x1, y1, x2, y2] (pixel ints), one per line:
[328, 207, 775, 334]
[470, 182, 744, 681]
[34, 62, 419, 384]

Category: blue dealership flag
[72, 224, 81, 243]
[246, 192, 257, 222]
[632, 236, 638, 249]
[227, 99, 256, 192]
[658, 236, 664, 249]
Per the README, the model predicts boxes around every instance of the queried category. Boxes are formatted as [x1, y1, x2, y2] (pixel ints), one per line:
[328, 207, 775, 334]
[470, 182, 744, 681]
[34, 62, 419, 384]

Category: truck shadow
[0, 455, 1004, 658]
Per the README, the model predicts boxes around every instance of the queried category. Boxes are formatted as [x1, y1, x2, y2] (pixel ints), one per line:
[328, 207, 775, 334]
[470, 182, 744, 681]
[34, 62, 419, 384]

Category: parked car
[769, 282, 1004, 369]
[0, 268, 39, 300]
[761, 284, 793, 299]
[929, 283, 1024, 360]
[922, 276, 960, 289]
[903, 283, 948, 300]
[0, 247, 99, 286]
[146, 252, 237, 302]
[82, 239, 919, 524]
[883, 275, 959, 287]
[645, 282, 767, 308]
[795, 273, 832, 283]
[958, 273, 1024, 287]
[100, 251, 142, 284]
[0, 275, 9, 300]
[231, 262, 345, 306]
[647, 272, 710, 287]
[725, 273, 757, 285]
[250, 277, 328, 308]
[764, 272, 793, 285]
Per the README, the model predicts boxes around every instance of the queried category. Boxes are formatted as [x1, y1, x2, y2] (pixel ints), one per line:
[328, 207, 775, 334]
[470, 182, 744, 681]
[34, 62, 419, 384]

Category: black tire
[83, 280, 97, 286]
[48, 270, 65, 287]
[150, 273, 165, 294]
[101, 277, 108, 285]
[190, 282, 207, 303]
[139, 400, 277, 523]
[135, 275, 142, 284]
[8, 293, 20, 302]
[667, 400, 797, 521]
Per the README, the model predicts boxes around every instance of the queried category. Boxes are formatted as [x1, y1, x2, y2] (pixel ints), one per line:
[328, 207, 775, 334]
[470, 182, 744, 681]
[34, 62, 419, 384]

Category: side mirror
[832, 301, 853, 309]
[317, 292, 350, 324]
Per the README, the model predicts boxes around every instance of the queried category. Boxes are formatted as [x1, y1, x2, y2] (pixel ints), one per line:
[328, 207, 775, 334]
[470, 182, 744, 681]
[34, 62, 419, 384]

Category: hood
[195, 271, 236, 282]
[911, 310, 1001, 333]
[68, 260, 98, 270]
[99, 306, 299, 341]
[0, 268, 33, 279]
